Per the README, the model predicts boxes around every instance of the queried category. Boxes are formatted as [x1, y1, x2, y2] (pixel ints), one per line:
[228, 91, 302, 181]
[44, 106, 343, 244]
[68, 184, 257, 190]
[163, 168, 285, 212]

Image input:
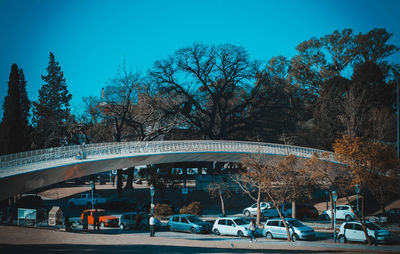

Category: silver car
[167, 214, 211, 234]
[263, 218, 315, 241]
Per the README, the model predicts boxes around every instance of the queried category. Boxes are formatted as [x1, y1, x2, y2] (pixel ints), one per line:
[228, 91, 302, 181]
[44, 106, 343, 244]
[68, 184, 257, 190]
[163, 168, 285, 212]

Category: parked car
[281, 203, 319, 219]
[243, 202, 272, 217]
[263, 218, 315, 241]
[106, 198, 137, 211]
[81, 209, 119, 227]
[322, 205, 355, 222]
[387, 208, 400, 221]
[212, 217, 251, 237]
[168, 214, 211, 234]
[243, 202, 290, 218]
[119, 212, 160, 230]
[367, 213, 388, 223]
[15, 195, 44, 209]
[338, 221, 392, 244]
[68, 193, 107, 208]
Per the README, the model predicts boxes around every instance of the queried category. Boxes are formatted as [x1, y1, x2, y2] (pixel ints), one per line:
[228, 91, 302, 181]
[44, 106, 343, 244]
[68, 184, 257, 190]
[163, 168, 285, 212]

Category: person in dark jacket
[94, 209, 100, 231]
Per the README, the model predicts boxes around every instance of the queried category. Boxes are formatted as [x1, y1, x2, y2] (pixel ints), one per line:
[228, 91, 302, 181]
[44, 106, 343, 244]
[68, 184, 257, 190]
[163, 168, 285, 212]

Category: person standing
[135, 212, 142, 229]
[82, 213, 88, 232]
[64, 216, 71, 232]
[249, 219, 257, 242]
[149, 215, 156, 237]
[94, 209, 100, 231]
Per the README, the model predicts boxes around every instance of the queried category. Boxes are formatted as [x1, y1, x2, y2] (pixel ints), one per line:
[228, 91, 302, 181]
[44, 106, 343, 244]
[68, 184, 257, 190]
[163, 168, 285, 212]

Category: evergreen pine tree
[0, 64, 31, 154]
[32, 52, 72, 148]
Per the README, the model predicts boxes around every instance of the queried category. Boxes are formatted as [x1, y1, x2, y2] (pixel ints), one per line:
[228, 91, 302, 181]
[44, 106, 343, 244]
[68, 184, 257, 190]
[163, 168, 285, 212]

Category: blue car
[167, 214, 212, 234]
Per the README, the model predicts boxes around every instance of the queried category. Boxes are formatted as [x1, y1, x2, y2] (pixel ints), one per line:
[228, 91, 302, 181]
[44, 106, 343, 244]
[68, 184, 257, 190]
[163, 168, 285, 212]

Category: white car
[322, 205, 355, 222]
[212, 217, 251, 237]
[243, 202, 272, 217]
[67, 193, 107, 207]
[243, 202, 291, 218]
[338, 221, 392, 244]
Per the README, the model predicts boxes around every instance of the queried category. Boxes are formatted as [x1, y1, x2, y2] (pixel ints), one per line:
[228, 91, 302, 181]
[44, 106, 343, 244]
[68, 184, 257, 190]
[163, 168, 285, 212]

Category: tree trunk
[218, 186, 226, 216]
[277, 206, 292, 242]
[292, 200, 296, 219]
[117, 169, 123, 198]
[361, 193, 365, 222]
[330, 193, 334, 228]
[344, 192, 372, 245]
[125, 167, 134, 189]
[256, 187, 262, 225]
[380, 202, 385, 214]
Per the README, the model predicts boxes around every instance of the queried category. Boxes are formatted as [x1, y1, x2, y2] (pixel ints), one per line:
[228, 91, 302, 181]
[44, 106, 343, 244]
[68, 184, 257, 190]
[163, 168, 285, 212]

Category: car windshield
[96, 211, 111, 216]
[287, 220, 305, 227]
[233, 218, 249, 225]
[366, 222, 381, 230]
[187, 216, 201, 222]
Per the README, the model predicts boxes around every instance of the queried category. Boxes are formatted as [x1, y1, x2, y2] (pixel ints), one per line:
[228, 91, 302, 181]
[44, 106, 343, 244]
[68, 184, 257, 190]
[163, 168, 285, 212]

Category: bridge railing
[0, 140, 334, 169]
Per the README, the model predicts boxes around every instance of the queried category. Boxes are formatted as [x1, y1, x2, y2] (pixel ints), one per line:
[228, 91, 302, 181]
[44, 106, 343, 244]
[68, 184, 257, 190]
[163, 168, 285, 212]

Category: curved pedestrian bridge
[0, 140, 334, 201]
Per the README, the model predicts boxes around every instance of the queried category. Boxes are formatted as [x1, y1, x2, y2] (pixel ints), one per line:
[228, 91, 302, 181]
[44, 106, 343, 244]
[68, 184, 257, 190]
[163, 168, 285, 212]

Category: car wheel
[169, 225, 174, 232]
[345, 215, 352, 222]
[244, 210, 250, 217]
[120, 223, 126, 230]
[266, 232, 273, 239]
[324, 214, 330, 221]
[237, 230, 244, 237]
[292, 233, 299, 242]
[339, 235, 346, 243]
[213, 229, 220, 235]
[190, 228, 197, 234]
[100, 222, 105, 228]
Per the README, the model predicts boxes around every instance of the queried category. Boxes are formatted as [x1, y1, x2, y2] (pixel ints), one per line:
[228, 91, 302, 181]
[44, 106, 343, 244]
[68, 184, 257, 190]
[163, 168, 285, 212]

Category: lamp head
[355, 184, 360, 194]
[332, 190, 338, 202]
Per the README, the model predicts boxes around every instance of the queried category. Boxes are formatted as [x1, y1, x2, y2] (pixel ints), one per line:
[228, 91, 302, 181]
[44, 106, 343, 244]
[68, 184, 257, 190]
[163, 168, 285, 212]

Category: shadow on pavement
[0, 244, 349, 254]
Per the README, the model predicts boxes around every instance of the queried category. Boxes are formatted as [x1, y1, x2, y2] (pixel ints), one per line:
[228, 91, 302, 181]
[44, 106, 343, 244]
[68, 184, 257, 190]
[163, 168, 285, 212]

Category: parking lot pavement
[1, 224, 400, 254]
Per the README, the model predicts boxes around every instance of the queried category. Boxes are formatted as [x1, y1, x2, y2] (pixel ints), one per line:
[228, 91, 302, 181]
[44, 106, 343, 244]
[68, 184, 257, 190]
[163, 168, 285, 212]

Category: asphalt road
[1, 224, 400, 254]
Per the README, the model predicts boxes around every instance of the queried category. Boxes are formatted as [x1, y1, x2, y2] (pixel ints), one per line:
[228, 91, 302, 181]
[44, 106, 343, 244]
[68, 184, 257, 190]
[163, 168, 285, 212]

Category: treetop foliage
[32, 52, 73, 148]
[0, 64, 31, 154]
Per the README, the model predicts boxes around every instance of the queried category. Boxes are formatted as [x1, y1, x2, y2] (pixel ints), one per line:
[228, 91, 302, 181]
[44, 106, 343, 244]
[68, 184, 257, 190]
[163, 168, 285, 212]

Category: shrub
[179, 201, 202, 215]
[154, 203, 173, 217]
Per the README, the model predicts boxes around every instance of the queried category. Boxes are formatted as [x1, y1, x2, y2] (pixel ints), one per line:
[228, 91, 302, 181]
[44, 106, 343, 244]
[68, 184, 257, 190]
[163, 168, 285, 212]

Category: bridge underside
[0, 152, 287, 201]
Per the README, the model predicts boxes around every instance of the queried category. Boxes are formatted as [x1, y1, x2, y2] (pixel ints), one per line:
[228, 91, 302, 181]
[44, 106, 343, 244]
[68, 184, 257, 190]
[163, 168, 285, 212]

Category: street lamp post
[355, 184, 360, 213]
[332, 190, 338, 242]
[325, 191, 329, 210]
[90, 180, 94, 210]
[397, 77, 399, 159]
[150, 186, 155, 216]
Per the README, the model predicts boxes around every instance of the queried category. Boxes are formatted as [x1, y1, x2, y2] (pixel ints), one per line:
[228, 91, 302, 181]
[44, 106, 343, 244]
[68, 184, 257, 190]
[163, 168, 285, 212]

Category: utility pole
[397, 77, 399, 159]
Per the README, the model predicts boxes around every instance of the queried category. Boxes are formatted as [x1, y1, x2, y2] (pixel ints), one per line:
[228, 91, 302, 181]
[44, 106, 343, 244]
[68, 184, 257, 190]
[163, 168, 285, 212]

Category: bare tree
[307, 135, 400, 245]
[338, 84, 368, 137]
[150, 43, 268, 140]
[207, 179, 232, 217]
[231, 154, 271, 225]
[81, 64, 182, 196]
[234, 154, 309, 241]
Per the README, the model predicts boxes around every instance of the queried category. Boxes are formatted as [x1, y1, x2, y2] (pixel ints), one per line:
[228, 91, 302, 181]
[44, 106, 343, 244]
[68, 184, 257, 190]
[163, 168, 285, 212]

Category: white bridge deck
[0, 140, 334, 201]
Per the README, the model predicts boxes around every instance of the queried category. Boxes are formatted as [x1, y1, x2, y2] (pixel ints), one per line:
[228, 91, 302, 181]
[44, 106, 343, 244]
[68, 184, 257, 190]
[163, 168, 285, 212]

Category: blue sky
[0, 0, 399, 118]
